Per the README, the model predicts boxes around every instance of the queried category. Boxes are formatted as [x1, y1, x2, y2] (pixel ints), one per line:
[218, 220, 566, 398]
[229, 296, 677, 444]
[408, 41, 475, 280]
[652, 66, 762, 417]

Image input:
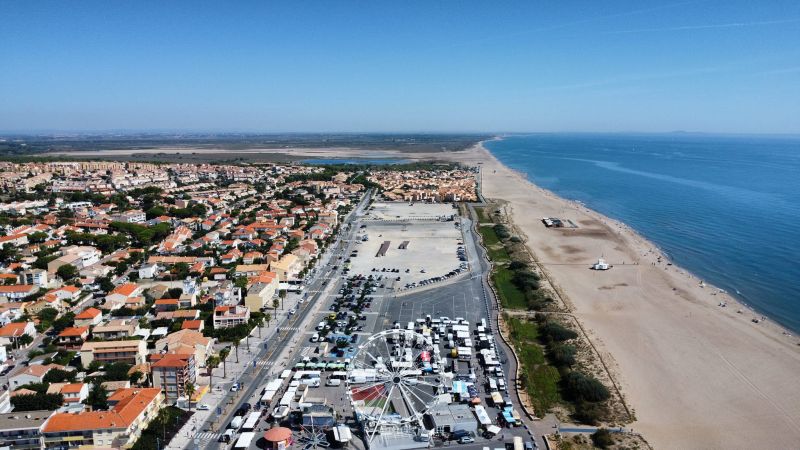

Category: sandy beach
[444, 142, 800, 449]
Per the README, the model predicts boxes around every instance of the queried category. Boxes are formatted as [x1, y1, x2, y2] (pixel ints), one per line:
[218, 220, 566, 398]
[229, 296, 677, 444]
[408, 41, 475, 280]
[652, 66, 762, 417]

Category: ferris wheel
[346, 329, 444, 441]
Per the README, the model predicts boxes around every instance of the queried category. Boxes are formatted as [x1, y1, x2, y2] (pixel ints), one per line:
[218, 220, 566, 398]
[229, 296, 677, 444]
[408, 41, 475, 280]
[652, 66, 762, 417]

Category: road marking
[194, 432, 220, 440]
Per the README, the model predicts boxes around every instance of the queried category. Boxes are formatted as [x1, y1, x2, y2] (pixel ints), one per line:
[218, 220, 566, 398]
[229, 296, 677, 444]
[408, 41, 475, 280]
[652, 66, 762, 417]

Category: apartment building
[244, 272, 278, 311]
[56, 326, 90, 350]
[213, 305, 250, 329]
[154, 330, 213, 369]
[0, 410, 56, 450]
[151, 354, 196, 404]
[80, 339, 147, 367]
[91, 319, 139, 340]
[18, 269, 48, 287]
[0, 285, 38, 300]
[42, 388, 163, 449]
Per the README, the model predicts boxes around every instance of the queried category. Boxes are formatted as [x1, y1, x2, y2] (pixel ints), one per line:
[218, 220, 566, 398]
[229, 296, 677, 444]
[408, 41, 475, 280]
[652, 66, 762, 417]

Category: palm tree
[264, 313, 271, 325]
[184, 381, 195, 410]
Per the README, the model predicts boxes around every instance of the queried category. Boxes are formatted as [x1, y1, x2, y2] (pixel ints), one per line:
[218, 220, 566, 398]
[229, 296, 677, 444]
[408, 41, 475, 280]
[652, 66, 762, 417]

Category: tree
[591, 428, 614, 449]
[52, 312, 75, 333]
[97, 276, 115, 293]
[104, 361, 133, 381]
[44, 368, 76, 384]
[264, 312, 271, 325]
[184, 381, 195, 409]
[37, 307, 59, 324]
[234, 277, 248, 290]
[563, 371, 610, 403]
[166, 287, 183, 299]
[278, 289, 287, 309]
[11, 393, 64, 411]
[272, 298, 280, 311]
[549, 343, 577, 368]
[16, 334, 33, 348]
[28, 231, 48, 244]
[540, 321, 578, 342]
[86, 383, 108, 411]
[130, 370, 145, 385]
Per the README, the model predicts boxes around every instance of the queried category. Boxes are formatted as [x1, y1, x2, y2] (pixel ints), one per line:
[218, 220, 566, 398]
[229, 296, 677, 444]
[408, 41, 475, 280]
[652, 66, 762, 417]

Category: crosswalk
[300, 346, 312, 357]
[194, 431, 220, 441]
[277, 326, 303, 332]
[254, 359, 278, 367]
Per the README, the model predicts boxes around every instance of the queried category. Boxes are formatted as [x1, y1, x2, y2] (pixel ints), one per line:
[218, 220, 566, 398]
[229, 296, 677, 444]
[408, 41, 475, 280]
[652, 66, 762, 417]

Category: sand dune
[448, 143, 800, 450]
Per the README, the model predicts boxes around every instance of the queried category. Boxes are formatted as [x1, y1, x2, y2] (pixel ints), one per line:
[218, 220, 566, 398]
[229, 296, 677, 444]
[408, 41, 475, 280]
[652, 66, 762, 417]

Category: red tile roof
[43, 388, 162, 432]
[76, 307, 102, 319]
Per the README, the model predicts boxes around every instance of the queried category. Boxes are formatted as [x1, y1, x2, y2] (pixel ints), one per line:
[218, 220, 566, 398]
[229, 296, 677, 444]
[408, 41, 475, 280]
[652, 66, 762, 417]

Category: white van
[497, 378, 506, 390]
[311, 333, 319, 343]
[326, 378, 341, 387]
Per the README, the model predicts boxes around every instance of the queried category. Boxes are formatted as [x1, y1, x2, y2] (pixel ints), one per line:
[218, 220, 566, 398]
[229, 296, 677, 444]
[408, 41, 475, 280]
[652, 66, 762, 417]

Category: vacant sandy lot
[348, 202, 464, 286]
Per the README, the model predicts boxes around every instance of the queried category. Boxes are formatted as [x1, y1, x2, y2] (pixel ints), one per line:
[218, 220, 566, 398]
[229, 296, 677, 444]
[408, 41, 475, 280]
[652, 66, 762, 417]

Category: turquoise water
[486, 134, 800, 332]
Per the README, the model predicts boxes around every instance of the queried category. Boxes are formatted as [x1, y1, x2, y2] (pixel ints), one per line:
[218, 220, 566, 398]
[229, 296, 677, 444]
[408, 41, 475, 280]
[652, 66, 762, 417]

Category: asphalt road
[193, 190, 373, 450]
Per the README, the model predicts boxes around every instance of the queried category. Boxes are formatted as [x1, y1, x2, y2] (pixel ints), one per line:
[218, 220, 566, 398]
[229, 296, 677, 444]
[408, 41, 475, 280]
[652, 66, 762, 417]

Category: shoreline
[447, 140, 800, 449]
[479, 138, 796, 338]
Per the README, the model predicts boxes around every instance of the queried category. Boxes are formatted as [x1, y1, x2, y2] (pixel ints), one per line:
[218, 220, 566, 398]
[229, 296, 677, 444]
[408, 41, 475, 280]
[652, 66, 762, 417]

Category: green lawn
[493, 266, 527, 309]
[474, 207, 489, 223]
[479, 225, 502, 245]
[507, 318, 562, 414]
[478, 225, 511, 262]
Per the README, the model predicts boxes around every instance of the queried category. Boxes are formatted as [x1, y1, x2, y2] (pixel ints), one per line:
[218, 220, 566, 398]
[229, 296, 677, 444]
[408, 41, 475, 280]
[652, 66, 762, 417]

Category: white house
[138, 263, 161, 279]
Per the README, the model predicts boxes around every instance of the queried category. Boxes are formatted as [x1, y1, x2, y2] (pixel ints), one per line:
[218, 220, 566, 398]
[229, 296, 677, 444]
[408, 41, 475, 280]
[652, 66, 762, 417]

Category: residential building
[154, 330, 213, 368]
[244, 272, 278, 311]
[42, 388, 163, 449]
[18, 269, 48, 287]
[110, 209, 146, 223]
[104, 283, 143, 310]
[234, 264, 270, 277]
[47, 382, 89, 405]
[0, 285, 38, 300]
[56, 326, 90, 350]
[213, 305, 250, 329]
[46, 246, 100, 273]
[80, 340, 147, 367]
[91, 319, 139, 340]
[271, 254, 302, 282]
[0, 410, 55, 450]
[74, 307, 103, 327]
[0, 322, 37, 348]
[9, 364, 65, 388]
[138, 263, 160, 279]
[151, 354, 196, 404]
[0, 234, 29, 248]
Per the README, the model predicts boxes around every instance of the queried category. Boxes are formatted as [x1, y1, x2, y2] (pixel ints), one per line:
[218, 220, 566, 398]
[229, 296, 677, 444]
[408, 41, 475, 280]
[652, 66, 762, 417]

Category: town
[0, 160, 547, 450]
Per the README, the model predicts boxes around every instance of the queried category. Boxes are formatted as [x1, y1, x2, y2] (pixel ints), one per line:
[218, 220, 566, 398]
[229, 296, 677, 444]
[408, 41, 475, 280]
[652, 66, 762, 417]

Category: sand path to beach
[444, 143, 800, 450]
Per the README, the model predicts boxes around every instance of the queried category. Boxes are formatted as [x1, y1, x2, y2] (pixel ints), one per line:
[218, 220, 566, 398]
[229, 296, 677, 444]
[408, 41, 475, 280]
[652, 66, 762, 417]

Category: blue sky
[1, 1, 798, 133]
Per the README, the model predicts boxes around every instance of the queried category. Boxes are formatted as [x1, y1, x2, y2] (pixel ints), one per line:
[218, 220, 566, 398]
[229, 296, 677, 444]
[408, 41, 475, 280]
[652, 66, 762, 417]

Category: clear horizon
[2, 1, 799, 134]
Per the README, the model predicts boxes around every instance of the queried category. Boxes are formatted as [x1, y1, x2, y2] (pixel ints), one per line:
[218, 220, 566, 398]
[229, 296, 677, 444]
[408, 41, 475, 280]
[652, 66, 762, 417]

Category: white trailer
[234, 431, 255, 449]
[242, 412, 260, 431]
[474, 404, 492, 426]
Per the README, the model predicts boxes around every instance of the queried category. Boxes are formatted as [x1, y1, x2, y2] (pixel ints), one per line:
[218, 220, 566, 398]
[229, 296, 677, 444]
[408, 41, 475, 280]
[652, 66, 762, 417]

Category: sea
[485, 133, 800, 332]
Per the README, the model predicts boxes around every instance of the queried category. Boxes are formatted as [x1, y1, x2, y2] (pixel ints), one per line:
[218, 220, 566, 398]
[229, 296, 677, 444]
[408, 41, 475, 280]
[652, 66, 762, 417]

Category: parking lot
[346, 202, 468, 289]
[364, 202, 460, 221]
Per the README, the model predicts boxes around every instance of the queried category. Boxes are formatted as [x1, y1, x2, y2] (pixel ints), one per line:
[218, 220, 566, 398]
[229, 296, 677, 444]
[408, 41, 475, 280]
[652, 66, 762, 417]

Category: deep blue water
[303, 158, 409, 165]
[486, 134, 800, 332]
